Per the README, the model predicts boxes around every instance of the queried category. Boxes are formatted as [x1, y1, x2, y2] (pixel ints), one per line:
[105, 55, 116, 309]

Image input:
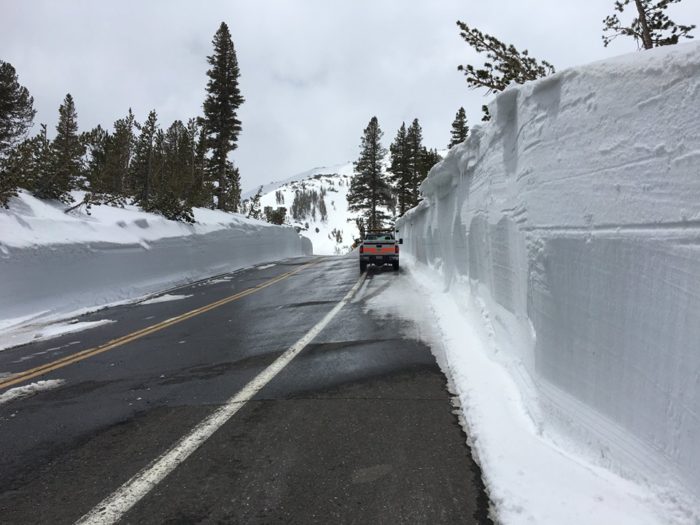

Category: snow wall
[397, 42, 700, 495]
[1, 224, 312, 324]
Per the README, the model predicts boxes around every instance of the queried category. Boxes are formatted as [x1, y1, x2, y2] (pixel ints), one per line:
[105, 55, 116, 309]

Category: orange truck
[358, 230, 402, 272]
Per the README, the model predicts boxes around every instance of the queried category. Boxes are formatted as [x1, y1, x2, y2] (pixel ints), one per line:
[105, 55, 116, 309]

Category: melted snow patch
[139, 294, 192, 305]
[0, 319, 115, 351]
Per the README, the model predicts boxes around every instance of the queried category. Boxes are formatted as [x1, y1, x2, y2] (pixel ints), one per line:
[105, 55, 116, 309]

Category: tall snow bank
[398, 42, 700, 505]
[0, 192, 312, 331]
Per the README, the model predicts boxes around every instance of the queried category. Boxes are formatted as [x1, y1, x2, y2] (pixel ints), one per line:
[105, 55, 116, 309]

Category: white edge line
[76, 272, 367, 525]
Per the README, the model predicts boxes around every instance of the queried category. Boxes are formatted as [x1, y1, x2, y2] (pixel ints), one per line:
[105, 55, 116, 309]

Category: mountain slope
[258, 162, 357, 255]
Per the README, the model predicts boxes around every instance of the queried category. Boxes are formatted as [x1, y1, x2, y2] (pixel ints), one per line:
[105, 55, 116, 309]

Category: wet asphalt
[0, 255, 492, 524]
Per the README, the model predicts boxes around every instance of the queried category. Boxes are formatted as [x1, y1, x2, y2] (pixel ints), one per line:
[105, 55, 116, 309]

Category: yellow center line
[0, 258, 323, 391]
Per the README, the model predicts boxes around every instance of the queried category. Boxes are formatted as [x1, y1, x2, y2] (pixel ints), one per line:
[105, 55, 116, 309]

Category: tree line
[0, 22, 245, 221]
[347, 116, 441, 231]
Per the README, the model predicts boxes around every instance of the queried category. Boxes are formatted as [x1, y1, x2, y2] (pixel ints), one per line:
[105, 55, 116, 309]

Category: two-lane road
[0, 256, 492, 524]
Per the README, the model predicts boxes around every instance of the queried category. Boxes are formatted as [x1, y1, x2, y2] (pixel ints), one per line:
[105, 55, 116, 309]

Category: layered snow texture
[398, 42, 700, 509]
[0, 192, 312, 333]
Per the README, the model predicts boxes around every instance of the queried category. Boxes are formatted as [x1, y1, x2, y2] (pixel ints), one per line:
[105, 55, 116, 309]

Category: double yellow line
[0, 259, 321, 391]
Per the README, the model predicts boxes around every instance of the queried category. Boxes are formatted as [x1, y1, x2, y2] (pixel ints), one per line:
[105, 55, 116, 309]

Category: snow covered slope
[257, 161, 359, 255]
[0, 191, 311, 343]
[397, 42, 700, 522]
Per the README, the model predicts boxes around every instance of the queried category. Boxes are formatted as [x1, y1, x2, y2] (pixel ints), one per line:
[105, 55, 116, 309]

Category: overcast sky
[2, 0, 698, 192]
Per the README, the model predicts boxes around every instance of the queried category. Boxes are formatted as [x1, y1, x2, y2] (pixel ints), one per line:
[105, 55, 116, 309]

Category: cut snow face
[139, 294, 193, 305]
[0, 190, 310, 342]
[397, 41, 700, 522]
[366, 262, 693, 525]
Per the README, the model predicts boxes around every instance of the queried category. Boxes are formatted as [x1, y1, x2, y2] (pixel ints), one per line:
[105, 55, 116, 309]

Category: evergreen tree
[131, 110, 158, 209]
[388, 122, 412, 216]
[318, 194, 328, 222]
[219, 161, 241, 212]
[35, 94, 82, 202]
[3, 124, 53, 205]
[347, 116, 391, 230]
[603, 0, 695, 49]
[448, 107, 469, 148]
[106, 109, 136, 196]
[456, 21, 555, 94]
[82, 125, 110, 193]
[406, 118, 424, 209]
[0, 60, 36, 160]
[264, 206, 287, 225]
[247, 186, 263, 219]
[419, 147, 442, 179]
[147, 119, 194, 222]
[185, 117, 209, 208]
[202, 22, 245, 212]
[1, 137, 34, 206]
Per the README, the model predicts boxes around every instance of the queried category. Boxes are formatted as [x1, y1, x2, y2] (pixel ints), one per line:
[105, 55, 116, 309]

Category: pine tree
[202, 22, 245, 212]
[82, 125, 110, 193]
[318, 194, 328, 222]
[347, 116, 391, 230]
[1, 137, 33, 206]
[3, 124, 52, 205]
[146, 119, 194, 222]
[264, 206, 287, 225]
[0, 60, 36, 160]
[419, 147, 442, 179]
[247, 186, 263, 219]
[456, 21, 555, 95]
[131, 110, 158, 209]
[406, 118, 424, 209]
[106, 109, 136, 196]
[448, 107, 469, 148]
[603, 0, 695, 49]
[35, 94, 82, 202]
[388, 122, 412, 216]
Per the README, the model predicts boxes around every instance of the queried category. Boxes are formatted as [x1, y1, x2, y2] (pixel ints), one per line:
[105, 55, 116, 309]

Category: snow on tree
[603, 0, 696, 49]
[347, 116, 392, 230]
[202, 22, 244, 212]
[448, 107, 469, 148]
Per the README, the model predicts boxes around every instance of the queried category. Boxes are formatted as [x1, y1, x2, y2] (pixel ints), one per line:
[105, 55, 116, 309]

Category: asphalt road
[0, 255, 492, 524]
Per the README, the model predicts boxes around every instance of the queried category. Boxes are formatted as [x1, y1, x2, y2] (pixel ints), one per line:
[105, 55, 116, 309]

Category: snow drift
[397, 42, 700, 512]
[0, 192, 312, 337]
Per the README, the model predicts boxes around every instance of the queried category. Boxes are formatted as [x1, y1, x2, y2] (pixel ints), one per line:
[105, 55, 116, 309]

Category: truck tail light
[359, 245, 364, 254]
[395, 245, 399, 254]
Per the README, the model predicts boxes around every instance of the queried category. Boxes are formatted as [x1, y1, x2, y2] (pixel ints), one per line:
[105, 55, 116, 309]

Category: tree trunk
[634, 0, 654, 49]
[218, 161, 225, 211]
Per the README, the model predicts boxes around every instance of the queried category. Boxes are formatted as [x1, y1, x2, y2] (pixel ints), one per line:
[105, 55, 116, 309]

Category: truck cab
[358, 230, 402, 272]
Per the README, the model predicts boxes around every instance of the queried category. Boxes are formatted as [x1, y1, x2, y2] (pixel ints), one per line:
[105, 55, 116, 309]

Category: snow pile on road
[0, 191, 312, 341]
[396, 41, 700, 523]
[0, 379, 65, 406]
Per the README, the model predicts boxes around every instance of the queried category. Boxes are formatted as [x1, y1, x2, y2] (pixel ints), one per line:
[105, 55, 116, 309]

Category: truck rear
[358, 231, 402, 272]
